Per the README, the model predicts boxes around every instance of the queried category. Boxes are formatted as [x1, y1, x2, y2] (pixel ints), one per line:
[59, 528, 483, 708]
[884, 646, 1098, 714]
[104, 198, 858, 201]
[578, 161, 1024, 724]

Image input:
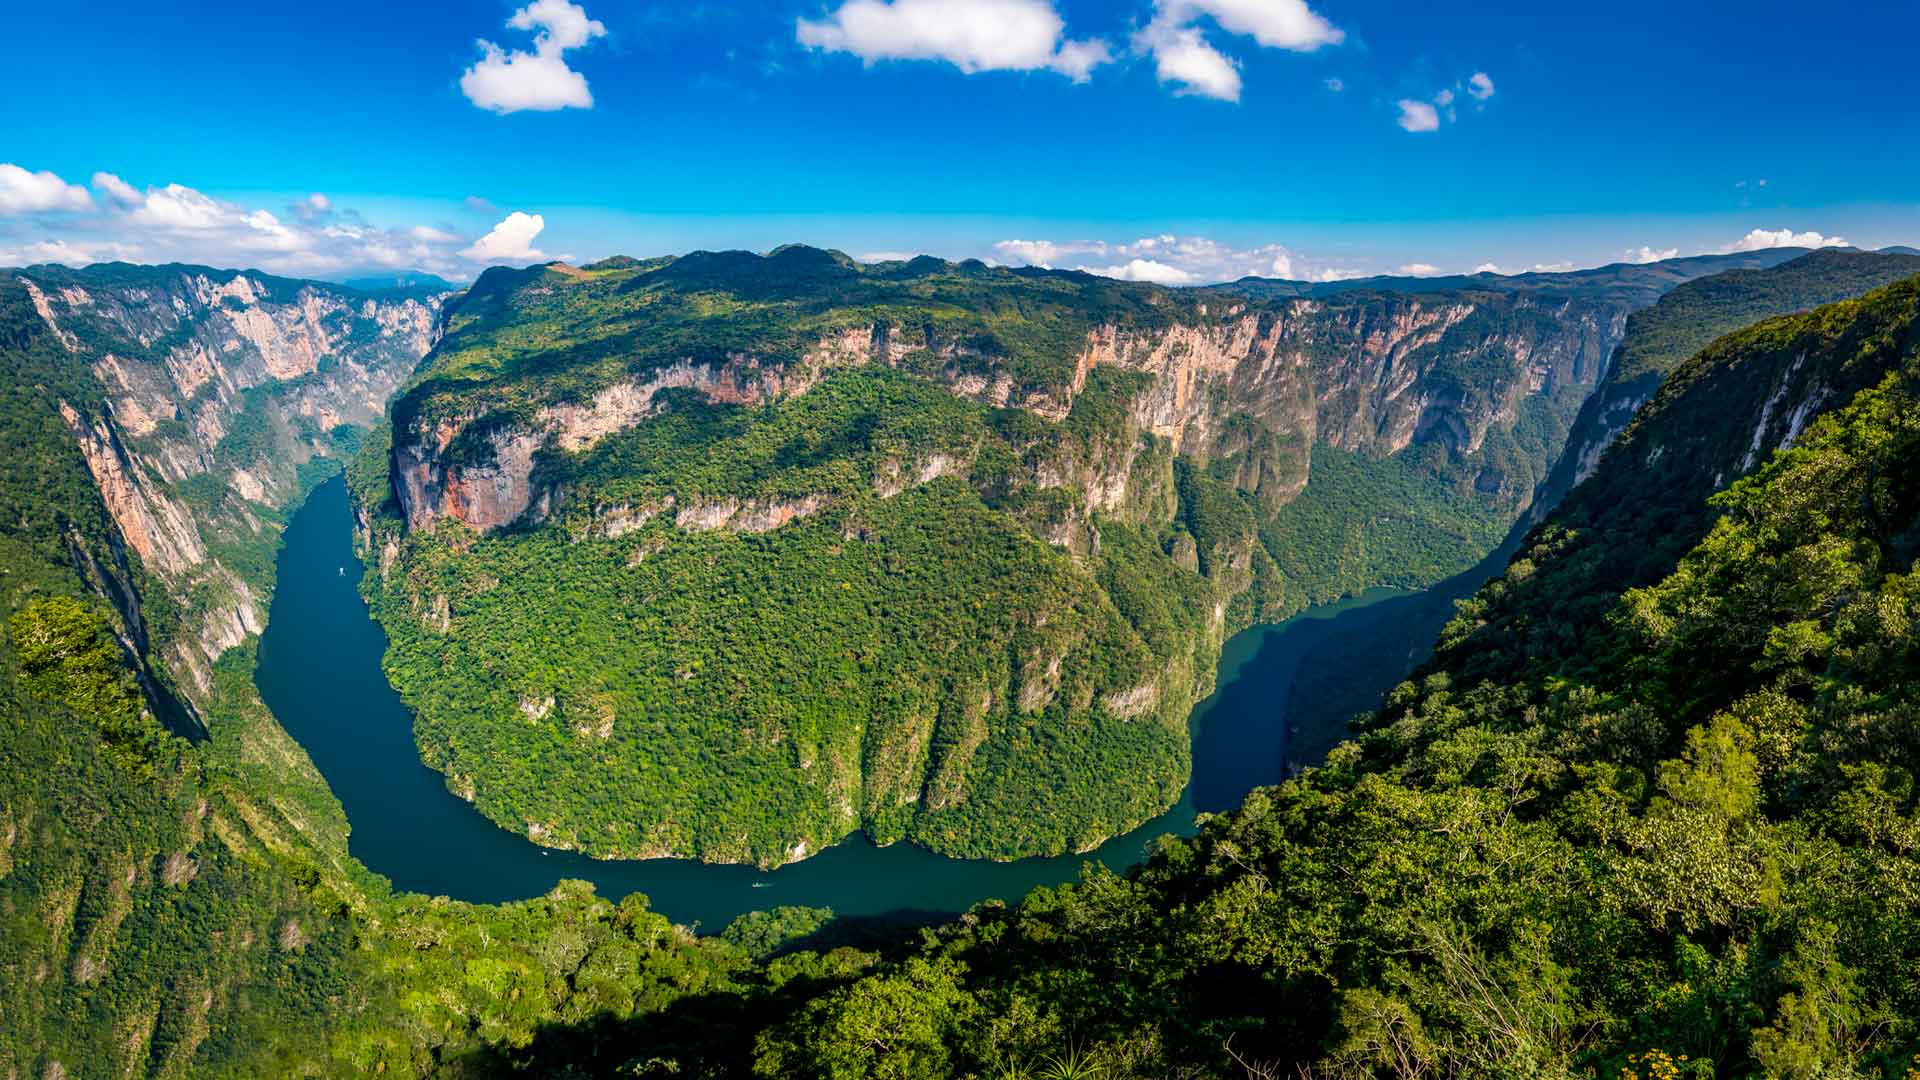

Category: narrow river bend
[257, 475, 1411, 930]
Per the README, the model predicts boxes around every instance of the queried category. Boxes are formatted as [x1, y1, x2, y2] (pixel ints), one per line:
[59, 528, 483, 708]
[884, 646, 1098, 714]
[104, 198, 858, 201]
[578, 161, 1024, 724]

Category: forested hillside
[8, 255, 1917, 1078]
[703, 272, 1920, 1079]
[359, 246, 1646, 866]
[1529, 248, 1920, 527]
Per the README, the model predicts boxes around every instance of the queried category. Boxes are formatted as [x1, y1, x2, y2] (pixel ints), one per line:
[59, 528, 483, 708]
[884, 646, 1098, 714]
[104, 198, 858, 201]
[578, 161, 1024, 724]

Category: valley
[358, 245, 1783, 867]
[259, 472, 1407, 926]
[5, 245, 1919, 1077]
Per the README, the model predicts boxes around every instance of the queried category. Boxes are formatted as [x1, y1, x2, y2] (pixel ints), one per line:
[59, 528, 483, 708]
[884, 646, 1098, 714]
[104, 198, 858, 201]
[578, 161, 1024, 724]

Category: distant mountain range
[339, 270, 459, 295]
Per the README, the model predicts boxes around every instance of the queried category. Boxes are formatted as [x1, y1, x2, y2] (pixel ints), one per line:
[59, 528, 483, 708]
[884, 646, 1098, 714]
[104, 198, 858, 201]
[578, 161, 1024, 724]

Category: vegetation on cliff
[366, 247, 1629, 865]
[365, 365, 1223, 865]
[10, 254, 1918, 1078]
[722, 274, 1920, 1079]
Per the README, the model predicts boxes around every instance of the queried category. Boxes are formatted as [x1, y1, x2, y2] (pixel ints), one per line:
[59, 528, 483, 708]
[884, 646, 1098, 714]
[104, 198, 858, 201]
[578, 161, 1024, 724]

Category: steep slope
[363, 246, 1630, 866]
[0, 267, 833, 1079]
[728, 274, 1920, 1080]
[1274, 249, 1920, 756]
[1528, 248, 1920, 527]
[5, 264, 443, 706]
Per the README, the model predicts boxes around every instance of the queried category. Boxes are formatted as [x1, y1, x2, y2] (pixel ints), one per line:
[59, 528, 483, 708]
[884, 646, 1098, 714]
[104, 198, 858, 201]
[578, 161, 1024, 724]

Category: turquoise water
[256, 475, 1406, 930]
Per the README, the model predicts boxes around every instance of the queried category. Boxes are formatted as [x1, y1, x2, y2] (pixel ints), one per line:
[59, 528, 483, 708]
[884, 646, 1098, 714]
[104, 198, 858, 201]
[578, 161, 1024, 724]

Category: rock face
[364, 250, 1676, 867]
[1517, 248, 1920, 531]
[15, 264, 445, 699]
[392, 283, 1624, 538]
[368, 248, 1920, 869]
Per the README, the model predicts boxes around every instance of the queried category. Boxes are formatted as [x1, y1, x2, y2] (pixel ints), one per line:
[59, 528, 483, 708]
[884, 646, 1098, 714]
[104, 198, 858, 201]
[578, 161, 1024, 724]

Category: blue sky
[4, 0, 1916, 282]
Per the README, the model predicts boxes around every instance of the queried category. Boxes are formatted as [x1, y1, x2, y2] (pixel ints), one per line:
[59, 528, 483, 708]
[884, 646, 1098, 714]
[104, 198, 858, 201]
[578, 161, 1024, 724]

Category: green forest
[365, 245, 1625, 865]
[5, 254, 1920, 1077]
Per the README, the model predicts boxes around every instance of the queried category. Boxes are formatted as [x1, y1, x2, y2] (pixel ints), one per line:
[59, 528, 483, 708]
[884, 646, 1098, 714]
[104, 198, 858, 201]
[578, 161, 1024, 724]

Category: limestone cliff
[14, 264, 445, 701]
[392, 276, 1623, 544]
[361, 250, 1658, 866]
[1518, 248, 1920, 531]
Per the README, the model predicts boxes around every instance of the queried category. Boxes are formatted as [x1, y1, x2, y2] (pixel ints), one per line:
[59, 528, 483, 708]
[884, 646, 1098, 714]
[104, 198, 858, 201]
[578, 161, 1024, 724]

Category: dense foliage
[368, 367, 1216, 865]
[397, 247, 1203, 433]
[1610, 249, 1920, 385]
[368, 246, 1630, 865]
[12, 254, 1918, 1079]
[723, 274, 1920, 1080]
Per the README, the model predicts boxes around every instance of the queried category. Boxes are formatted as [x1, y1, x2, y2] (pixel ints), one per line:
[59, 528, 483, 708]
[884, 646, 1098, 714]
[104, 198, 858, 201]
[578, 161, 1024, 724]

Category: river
[257, 475, 1415, 930]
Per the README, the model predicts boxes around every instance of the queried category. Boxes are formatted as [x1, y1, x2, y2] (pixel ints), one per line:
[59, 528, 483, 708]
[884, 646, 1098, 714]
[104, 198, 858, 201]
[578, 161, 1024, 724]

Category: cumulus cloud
[1395, 72, 1494, 132]
[1159, 0, 1343, 51]
[0, 168, 482, 278]
[461, 0, 608, 114]
[1310, 267, 1369, 282]
[0, 238, 141, 267]
[90, 171, 142, 208]
[1625, 245, 1679, 264]
[1135, 0, 1340, 102]
[1085, 258, 1198, 285]
[0, 164, 93, 215]
[1395, 99, 1439, 132]
[1721, 227, 1847, 253]
[994, 233, 1324, 284]
[1135, 20, 1241, 100]
[1398, 263, 1441, 276]
[797, 0, 1112, 82]
[1473, 262, 1502, 274]
[994, 238, 1076, 265]
[461, 211, 549, 262]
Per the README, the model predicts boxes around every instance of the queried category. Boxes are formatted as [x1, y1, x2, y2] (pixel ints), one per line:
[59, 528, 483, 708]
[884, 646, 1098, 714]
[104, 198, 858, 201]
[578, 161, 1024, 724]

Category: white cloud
[796, 0, 1112, 83]
[129, 183, 233, 230]
[1324, 76, 1344, 92]
[461, 211, 549, 262]
[1135, 0, 1340, 102]
[1158, 0, 1343, 51]
[90, 171, 141, 207]
[0, 171, 479, 277]
[1473, 262, 1502, 274]
[1720, 227, 1847, 253]
[1625, 245, 1679, 264]
[1085, 258, 1198, 285]
[1532, 261, 1574, 273]
[0, 164, 93, 215]
[994, 238, 1076, 265]
[1394, 73, 1493, 132]
[1396, 99, 1439, 132]
[1135, 20, 1241, 101]
[995, 233, 1320, 284]
[1311, 267, 1368, 282]
[855, 250, 919, 263]
[464, 195, 498, 214]
[461, 0, 607, 114]
[0, 238, 141, 267]
[1398, 263, 1441, 276]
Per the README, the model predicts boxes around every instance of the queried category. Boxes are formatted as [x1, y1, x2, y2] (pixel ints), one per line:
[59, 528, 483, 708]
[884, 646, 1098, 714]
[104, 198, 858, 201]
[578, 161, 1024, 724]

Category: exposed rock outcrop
[18, 266, 446, 700]
[394, 290, 1626, 539]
